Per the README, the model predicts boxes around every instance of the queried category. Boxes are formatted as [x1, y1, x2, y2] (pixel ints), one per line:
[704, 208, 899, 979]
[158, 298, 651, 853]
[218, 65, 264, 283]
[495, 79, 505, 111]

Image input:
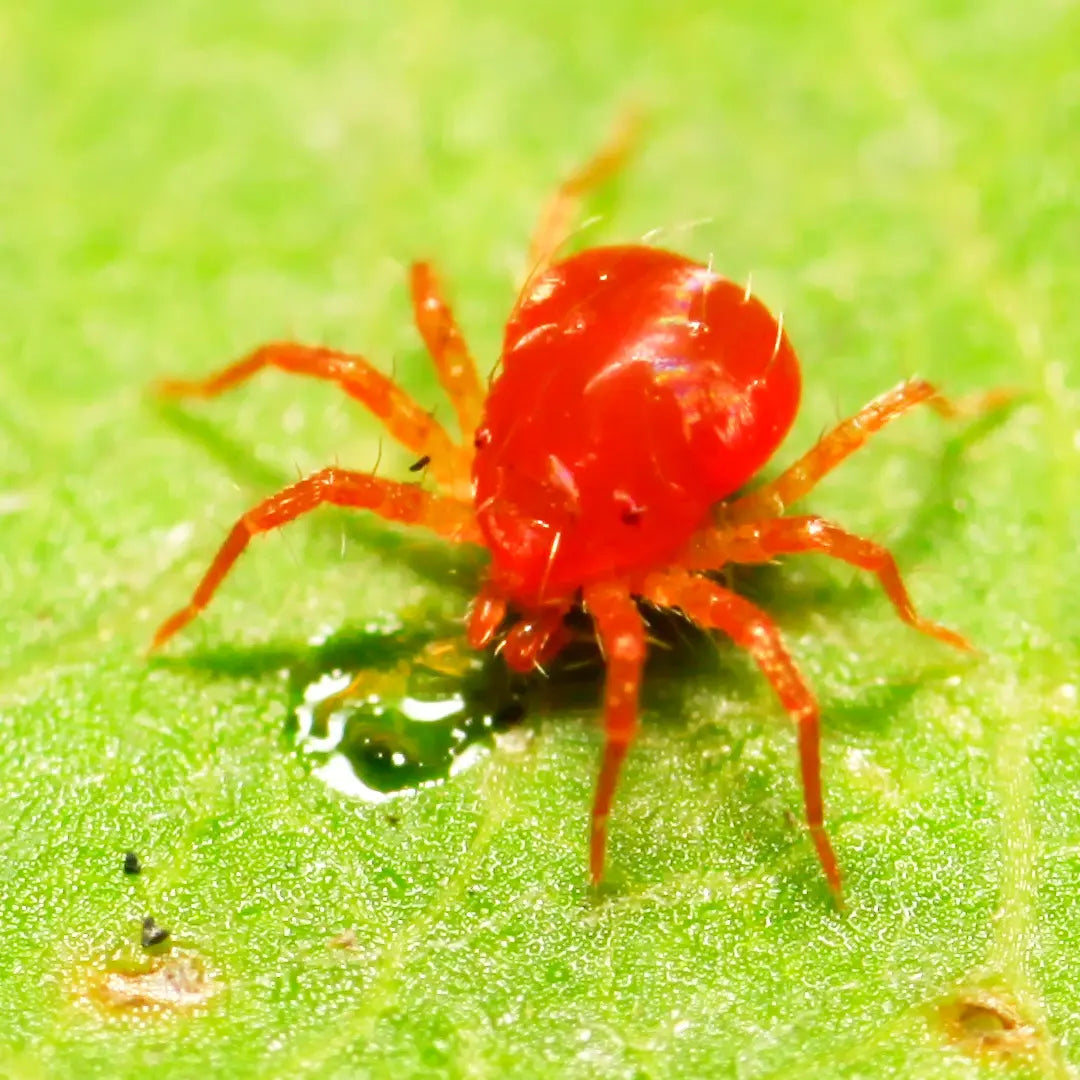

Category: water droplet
[290, 635, 526, 801]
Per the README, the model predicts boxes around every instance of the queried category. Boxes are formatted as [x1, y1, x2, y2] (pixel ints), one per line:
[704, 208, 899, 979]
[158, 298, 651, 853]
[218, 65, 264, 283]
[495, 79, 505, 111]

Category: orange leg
[583, 581, 646, 885]
[728, 380, 1019, 524]
[150, 468, 479, 651]
[642, 567, 842, 900]
[524, 110, 640, 286]
[727, 378, 942, 523]
[154, 342, 470, 493]
[409, 262, 486, 442]
[926, 386, 1019, 420]
[680, 515, 972, 652]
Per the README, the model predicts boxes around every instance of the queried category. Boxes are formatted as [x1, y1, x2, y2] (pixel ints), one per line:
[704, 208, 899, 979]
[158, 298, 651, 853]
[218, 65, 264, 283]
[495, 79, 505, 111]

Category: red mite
[151, 125, 981, 899]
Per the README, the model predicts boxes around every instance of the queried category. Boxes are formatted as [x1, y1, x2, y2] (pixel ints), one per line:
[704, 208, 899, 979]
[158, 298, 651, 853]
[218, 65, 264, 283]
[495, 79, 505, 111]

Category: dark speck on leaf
[408, 454, 431, 473]
[123, 851, 141, 875]
[141, 916, 170, 948]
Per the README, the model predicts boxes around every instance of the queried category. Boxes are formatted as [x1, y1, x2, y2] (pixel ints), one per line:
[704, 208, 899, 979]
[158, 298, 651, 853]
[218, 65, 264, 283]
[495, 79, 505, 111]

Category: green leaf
[2, 1, 1078, 1077]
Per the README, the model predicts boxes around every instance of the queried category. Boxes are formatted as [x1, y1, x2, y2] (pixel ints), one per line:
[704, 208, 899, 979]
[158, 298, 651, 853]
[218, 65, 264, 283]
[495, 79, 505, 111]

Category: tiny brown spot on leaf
[937, 988, 1039, 1060]
[328, 928, 358, 950]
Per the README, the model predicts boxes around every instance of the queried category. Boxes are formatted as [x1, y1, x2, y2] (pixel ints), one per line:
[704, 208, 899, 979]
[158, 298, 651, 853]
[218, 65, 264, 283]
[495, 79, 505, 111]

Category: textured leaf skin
[1, 1, 1078, 1077]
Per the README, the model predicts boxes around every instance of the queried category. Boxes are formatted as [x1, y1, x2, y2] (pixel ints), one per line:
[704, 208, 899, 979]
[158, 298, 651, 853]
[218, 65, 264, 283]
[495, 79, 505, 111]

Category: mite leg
[525, 111, 639, 284]
[151, 468, 480, 651]
[410, 262, 486, 442]
[642, 567, 842, 899]
[727, 378, 948, 523]
[926, 387, 1019, 420]
[154, 343, 469, 492]
[679, 516, 972, 651]
[583, 581, 646, 885]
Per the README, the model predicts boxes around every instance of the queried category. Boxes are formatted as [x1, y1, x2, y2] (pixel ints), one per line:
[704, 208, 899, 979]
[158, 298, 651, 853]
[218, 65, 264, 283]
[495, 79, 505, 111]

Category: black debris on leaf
[141, 916, 170, 948]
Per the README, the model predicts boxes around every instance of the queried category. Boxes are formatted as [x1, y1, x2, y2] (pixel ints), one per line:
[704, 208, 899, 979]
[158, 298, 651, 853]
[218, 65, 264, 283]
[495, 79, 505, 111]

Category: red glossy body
[473, 245, 801, 603]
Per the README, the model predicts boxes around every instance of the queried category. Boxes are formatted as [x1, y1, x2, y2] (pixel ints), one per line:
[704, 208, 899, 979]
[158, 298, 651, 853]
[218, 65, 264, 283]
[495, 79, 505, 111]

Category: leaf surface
[1, 1, 1078, 1076]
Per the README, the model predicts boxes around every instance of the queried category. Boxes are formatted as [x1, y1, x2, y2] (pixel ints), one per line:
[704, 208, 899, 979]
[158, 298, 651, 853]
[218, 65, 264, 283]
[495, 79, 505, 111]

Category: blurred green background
[1, 1, 1078, 1076]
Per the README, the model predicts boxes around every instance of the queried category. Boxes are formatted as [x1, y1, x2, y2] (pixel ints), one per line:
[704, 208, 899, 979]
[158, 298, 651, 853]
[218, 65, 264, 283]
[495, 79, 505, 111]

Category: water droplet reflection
[290, 638, 527, 801]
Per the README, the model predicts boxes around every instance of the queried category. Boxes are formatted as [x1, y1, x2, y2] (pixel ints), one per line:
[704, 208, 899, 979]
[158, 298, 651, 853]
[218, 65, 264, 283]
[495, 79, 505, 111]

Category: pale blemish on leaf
[73, 948, 220, 1017]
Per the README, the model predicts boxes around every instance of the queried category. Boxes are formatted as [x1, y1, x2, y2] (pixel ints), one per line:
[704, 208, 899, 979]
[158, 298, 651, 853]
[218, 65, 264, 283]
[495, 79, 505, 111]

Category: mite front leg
[583, 581, 646, 886]
[524, 111, 639, 286]
[680, 516, 972, 651]
[151, 469, 479, 651]
[642, 567, 842, 900]
[410, 262, 486, 442]
[154, 342, 469, 494]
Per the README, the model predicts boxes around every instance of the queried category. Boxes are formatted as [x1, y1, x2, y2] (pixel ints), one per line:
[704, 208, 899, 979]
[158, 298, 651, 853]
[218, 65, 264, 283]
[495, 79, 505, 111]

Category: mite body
[152, 126, 980, 898]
